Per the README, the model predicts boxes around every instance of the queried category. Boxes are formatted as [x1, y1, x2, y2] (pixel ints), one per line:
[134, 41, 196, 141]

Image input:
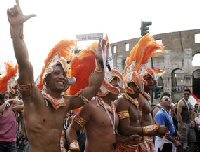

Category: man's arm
[67, 104, 91, 151]
[0, 103, 7, 113]
[177, 100, 185, 127]
[115, 98, 143, 136]
[7, 0, 36, 85]
[68, 40, 106, 110]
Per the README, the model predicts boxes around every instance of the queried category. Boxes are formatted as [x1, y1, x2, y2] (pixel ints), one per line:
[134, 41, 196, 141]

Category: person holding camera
[0, 92, 23, 152]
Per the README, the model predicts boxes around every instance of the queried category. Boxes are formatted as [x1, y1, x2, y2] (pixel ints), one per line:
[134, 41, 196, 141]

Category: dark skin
[67, 78, 138, 152]
[115, 82, 167, 139]
[140, 74, 155, 127]
[7, 1, 105, 152]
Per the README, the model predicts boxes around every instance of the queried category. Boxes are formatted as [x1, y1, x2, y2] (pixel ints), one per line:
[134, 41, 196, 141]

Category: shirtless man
[7, 1, 105, 152]
[115, 71, 167, 152]
[67, 69, 133, 152]
[139, 69, 158, 151]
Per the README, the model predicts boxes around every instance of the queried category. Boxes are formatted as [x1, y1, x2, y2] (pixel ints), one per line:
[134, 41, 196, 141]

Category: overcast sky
[0, 0, 200, 79]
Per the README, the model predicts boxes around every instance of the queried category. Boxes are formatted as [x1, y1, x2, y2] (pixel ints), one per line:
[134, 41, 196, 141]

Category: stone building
[110, 29, 200, 102]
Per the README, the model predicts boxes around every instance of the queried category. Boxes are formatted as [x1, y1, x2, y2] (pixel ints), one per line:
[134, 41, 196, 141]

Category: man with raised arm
[7, 1, 105, 152]
[67, 69, 126, 152]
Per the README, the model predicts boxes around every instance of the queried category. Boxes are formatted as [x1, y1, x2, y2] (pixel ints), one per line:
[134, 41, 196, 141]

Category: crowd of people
[0, 0, 200, 152]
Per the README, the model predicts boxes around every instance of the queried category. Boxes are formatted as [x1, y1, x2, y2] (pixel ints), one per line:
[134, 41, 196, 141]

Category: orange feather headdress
[124, 34, 165, 93]
[125, 34, 164, 72]
[37, 40, 76, 90]
[98, 69, 123, 96]
[0, 63, 18, 94]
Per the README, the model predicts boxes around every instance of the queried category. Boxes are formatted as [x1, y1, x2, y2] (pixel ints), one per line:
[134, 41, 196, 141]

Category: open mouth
[57, 81, 65, 86]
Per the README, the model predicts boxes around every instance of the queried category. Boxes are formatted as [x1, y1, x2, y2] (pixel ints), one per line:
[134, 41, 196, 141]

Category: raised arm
[68, 40, 106, 110]
[7, 0, 36, 84]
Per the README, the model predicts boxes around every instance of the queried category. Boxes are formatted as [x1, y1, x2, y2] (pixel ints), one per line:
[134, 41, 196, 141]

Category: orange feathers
[125, 34, 164, 72]
[0, 63, 18, 94]
[37, 40, 76, 90]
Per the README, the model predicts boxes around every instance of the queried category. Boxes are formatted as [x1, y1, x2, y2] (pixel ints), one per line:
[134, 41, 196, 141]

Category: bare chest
[142, 99, 151, 114]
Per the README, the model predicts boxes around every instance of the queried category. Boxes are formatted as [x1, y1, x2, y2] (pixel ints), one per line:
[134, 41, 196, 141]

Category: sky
[0, 0, 200, 79]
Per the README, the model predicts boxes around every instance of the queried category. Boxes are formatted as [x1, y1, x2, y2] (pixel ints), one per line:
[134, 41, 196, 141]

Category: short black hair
[160, 92, 171, 100]
[184, 88, 191, 94]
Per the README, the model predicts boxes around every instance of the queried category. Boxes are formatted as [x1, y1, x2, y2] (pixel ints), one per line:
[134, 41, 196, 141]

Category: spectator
[177, 88, 193, 151]
[155, 92, 181, 152]
[0, 92, 23, 152]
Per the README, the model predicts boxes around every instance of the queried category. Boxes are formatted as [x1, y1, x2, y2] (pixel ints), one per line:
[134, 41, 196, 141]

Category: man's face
[110, 77, 120, 88]
[183, 91, 190, 101]
[109, 77, 121, 100]
[128, 82, 140, 97]
[47, 65, 68, 92]
[143, 74, 155, 90]
[161, 96, 171, 111]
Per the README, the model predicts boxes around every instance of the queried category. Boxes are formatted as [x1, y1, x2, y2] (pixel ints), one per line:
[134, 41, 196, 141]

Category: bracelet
[95, 68, 103, 73]
[143, 124, 160, 135]
[69, 140, 80, 151]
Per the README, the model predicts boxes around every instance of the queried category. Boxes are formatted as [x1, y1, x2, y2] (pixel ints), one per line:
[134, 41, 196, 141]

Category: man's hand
[157, 125, 168, 136]
[94, 39, 105, 61]
[7, 0, 36, 26]
[7, 0, 36, 39]
[174, 140, 182, 147]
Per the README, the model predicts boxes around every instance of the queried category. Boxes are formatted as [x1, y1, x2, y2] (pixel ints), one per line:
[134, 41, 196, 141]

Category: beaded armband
[142, 124, 160, 135]
[17, 83, 34, 96]
[74, 115, 87, 128]
[69, 140, 80, 151]
[118, 110, 130, 120]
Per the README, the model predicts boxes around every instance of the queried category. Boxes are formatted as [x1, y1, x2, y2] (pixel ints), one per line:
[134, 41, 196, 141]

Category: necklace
[123, 93, 139, 108]
[96, 97, 116, 134]
[42, 90, 66, 110]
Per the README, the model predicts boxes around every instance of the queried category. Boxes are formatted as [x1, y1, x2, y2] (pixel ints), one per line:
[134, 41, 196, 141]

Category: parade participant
[122, 34, 166, 151]
[7, 1, 105, 152]
[115, 70, 167, 152]
[67, 69, 125, 152]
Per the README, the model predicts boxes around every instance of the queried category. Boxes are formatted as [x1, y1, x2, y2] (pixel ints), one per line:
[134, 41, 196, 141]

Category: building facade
[111, 29, 200, 102]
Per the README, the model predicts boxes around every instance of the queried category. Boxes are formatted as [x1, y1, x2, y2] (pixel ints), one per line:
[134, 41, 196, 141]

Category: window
[125, 43, 129, 52]
[113, 46, 117, 54]
[195, 34, 200, 43]
[156, 39, 163, 45]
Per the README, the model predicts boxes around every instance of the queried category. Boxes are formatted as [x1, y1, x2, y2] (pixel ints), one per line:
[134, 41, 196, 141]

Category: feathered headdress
[125, 34, 164, 72]
[0, 62, 18, 94]
[124, 34, 165, 93]
[68, 42, 98, 95]
[37, 40, 76, 90]
[123, 70, 142, 94]
[98, 69, 123, 96]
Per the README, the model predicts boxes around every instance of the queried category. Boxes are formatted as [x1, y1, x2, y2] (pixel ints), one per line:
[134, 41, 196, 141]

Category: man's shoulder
[156, 109, 166, 117]
[177, 98, 184, 105]
[115, 95, 129, 109]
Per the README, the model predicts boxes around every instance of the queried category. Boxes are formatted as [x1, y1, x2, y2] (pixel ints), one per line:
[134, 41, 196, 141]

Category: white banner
[76, 33, 103, 41]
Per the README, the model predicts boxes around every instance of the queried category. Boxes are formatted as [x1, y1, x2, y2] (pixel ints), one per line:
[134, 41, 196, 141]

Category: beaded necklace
[96, 97, 116, 134]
